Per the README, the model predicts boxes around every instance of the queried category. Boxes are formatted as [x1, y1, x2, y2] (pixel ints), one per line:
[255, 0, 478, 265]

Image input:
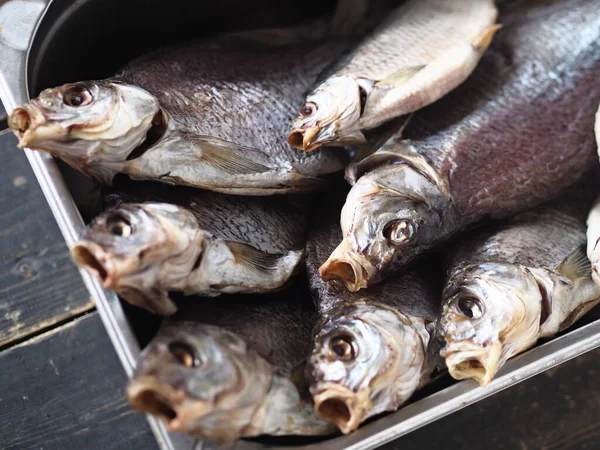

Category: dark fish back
[402, 0, 600, 219]
[446, 178, 598, 271]
[104, 180, 312, 253]
[167, 290, 315, 374]
[114, 35, 351, 176]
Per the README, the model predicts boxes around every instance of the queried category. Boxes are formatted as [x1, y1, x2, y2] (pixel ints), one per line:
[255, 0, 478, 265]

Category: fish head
[309, 304, 425, 434]
[72, 203, 201, 315]
[288, 76, 365, 152]
[320, 166, 450, 291]
[439, 263, 543, 386]
[127, 324, 273, 445]
[9, 81, 161, 178]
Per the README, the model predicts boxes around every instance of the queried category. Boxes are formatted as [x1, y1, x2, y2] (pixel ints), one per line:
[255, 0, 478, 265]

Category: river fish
[8, 30, 351, 195]
[586, 103, 600, 284]
[320, 0, 600, 292]
[288, 0, 499, 152]
[127, 292, 336, 446]
[306, 181, 442, 434]
[71, 181, 310, 315]
[438, 188, 600, 386]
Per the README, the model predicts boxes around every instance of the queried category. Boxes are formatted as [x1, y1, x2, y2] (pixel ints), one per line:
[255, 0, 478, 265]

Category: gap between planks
[0, 305, 96, 353]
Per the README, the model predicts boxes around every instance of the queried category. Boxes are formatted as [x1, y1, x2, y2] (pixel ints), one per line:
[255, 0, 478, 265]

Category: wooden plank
[0, 312, 159, 450]
[0, 133, 93, 348]
[383, 347, 600, 450]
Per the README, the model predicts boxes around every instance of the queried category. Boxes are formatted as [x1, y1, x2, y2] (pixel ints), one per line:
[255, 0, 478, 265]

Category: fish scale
[331, 0, 497, 81]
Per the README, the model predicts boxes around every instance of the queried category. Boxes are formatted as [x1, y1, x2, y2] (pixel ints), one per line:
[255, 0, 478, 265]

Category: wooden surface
[0, 133, 93, 349]
[0, 313, 159, 450]
[0, 117, 599, 450]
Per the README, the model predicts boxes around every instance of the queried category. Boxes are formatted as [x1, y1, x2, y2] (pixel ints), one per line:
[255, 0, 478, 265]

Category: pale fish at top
[71, 181, 311, 315]
[288, 0, 499, 152]
[438, 185, 600, 386]
[305, 181, 443, 434]
[319, 0, 600, 292]
[586, 103, 600, 285]
[8, 28, 351, 195]
[128, 292, 336, 447]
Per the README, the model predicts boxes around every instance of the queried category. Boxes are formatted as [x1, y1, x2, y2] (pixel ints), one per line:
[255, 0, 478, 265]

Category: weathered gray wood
[0, 312, 159, 450]
[0, 133, 93, 348]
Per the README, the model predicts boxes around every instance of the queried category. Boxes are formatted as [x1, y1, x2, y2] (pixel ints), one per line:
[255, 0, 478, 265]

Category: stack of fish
[8, 0, 600, 445]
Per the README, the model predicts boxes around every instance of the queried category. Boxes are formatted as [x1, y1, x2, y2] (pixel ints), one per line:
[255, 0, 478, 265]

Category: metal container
[2, 1, 600, 449]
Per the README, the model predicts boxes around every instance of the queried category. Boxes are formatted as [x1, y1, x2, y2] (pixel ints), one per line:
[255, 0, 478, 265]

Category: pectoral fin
[375, 65, 426, 88]
[192, 136, 271, 175]
[227, 241, 303, 272]
[557, 245, 592, 283]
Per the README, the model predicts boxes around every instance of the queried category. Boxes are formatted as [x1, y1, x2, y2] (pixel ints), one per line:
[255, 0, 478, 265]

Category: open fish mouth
[319, 240, 376, 292]
[312, 384, 369, 434]
[8, 105, 60, 148]
[442, 342, 502, 386]
[288, 126, 322, 152]
[71, 242, 117, 288]
[127, 376, 208, 432]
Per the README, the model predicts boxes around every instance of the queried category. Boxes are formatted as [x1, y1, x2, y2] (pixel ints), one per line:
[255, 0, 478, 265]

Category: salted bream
[8, 27, 351, 195]
[438, 179, 600, 386]
[72, 180, 311, 315]
[320, 0, 600, 291]
[288, 0, 498, 151]
[127, 292, 336, 446]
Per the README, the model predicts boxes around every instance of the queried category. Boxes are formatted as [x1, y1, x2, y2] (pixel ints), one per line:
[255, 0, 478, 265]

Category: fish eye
[63, 85, 93, 107]
[329, 335, 356, 361]
[106, 214, 132, 237]
[168, 342, 201, 368]
[383, 220, 415, 244]
[300, 102, 317, 118]
[457, 296, 484, 319]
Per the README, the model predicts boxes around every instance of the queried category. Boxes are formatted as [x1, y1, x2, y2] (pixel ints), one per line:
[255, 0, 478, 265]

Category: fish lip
[8, 105, 58, 148]
[312, 383, 368, 434]
[441, 341, 501, 386]
[127, 376, 206, 432]
[319, 240, 376, 292]
[71, 241, 117, 289]
[288, 126, 323, 152]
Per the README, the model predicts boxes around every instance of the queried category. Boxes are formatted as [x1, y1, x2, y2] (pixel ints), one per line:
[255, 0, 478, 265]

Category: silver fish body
[306, 182, 442, 434]
[9, 31, 351, 195]
[439, 187, 600, 386]
[586, 103, 600, 284]
[288, 0, 498, 151]
[320, 0, 600, 291]
[127, 293, 336, 446]
[72, 182, 310, 315]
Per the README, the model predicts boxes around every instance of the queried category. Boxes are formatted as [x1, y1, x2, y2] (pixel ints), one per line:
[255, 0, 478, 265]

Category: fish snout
[71, 241, 117, 288]
[8, 105, 50, 147]
[319, 239, 376, 292]
[127, 376, 203, 432]
[288, 125, 322, 152]
[312, 384, 370, 434]
[442, 341, 502, 387]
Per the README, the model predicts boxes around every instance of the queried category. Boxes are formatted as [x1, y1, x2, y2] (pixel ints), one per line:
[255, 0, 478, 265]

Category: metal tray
[2, 1, 600, 449]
